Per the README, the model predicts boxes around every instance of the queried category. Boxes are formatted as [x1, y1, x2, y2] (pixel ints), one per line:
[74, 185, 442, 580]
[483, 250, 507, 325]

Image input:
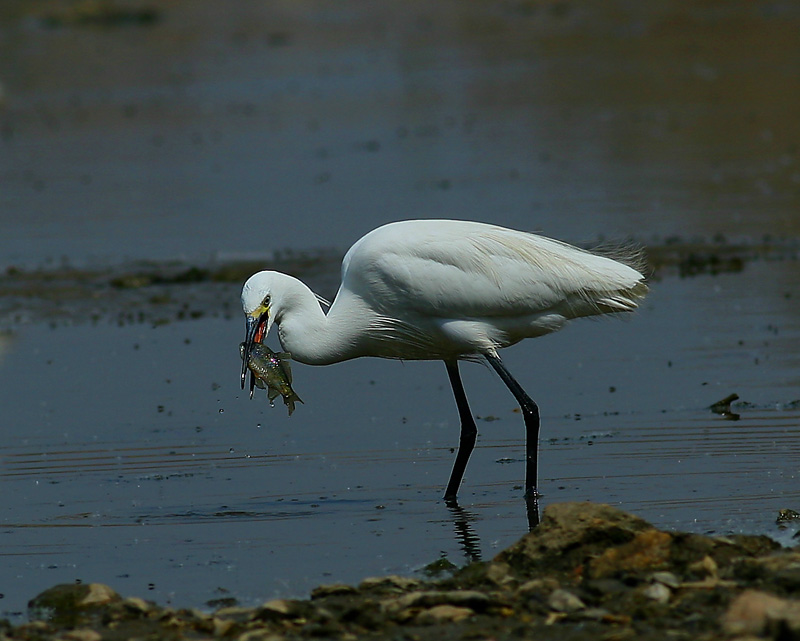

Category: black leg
[485, 353, 541, 504]
[443, 360, 478, 503]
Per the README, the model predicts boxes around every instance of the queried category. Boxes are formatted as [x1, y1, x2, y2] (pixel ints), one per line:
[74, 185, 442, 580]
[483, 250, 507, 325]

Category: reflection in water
[445, 501, 482, 563]
[445, 493, 540, 564]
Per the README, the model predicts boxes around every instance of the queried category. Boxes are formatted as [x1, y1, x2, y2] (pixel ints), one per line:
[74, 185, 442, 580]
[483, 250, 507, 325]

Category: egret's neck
[274, 277, 367, 365]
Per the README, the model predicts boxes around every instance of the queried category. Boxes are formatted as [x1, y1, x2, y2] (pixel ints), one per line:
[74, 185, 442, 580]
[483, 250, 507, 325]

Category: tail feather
[596, 280, 649, 313]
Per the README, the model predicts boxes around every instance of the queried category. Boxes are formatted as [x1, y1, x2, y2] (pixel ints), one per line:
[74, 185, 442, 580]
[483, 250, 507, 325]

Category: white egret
[240, 219, 647, 513]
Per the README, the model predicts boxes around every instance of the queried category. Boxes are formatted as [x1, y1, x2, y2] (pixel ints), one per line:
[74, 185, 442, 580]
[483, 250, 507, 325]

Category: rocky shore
[6, 502, 800, 641]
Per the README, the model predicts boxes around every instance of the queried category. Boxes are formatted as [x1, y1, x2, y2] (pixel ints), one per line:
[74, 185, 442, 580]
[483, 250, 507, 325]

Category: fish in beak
[240, 307, 270, 389]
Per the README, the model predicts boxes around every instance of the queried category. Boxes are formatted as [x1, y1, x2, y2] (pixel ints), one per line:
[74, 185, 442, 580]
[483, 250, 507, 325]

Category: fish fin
[277, 359, 293, 384]
[284, 394, 303, 416]
[267, 387, 279, 402]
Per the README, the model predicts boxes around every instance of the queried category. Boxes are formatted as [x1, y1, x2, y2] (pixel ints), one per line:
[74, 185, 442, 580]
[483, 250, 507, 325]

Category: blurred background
[0, 0, 798, 621]
[2, 0, 799, 265]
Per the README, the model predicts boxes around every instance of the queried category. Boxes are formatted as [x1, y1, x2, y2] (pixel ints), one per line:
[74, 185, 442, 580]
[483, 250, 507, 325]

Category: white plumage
[239, 219, 647, 517]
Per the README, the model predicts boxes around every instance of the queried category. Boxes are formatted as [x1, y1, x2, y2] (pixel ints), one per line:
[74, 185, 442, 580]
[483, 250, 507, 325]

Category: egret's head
[240, 271, 278, 388]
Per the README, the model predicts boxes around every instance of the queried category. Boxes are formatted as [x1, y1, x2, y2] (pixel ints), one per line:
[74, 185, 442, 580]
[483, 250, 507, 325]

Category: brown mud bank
[9, 502, 800, 641]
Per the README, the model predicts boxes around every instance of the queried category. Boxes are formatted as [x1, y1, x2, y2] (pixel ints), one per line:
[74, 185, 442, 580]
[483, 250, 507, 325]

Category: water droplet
[256, 423, 262, 429]
[229, 448, 234, 454]
[218, 408, 224, 414]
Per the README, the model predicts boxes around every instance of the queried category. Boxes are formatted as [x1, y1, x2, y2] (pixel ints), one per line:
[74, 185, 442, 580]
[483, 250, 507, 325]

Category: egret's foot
[443, 493, 459, 508]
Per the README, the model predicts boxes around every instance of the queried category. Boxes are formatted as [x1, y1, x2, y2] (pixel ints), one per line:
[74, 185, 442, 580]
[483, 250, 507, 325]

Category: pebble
[212, 616, 237, 636]
[122, 596, 152, 614]
[214, 605, 257, 622]
[579, 607, 613, 621]
[589, 529, 672, 579]
[383, 590, 494, 615]
[415, 605, 474, 624]
[517, 577, 560, 595]
[688, 555, 719, 579]
[310, 583, 357, 599]
[777, 508, 800, 524]
[254, 599, 296, 621]
[62, 629, 102, 641]
[79, 584, 119, 607]
[721, 589, 800, 636]
[237, 631, 286, 641]
[547, 589, 585, 613]
[359, 575, 422, 592]
[12, 502, 800, 641]
[642, 582, 671, 604]
[484, 561, 516, 587]
[650, 571, 681, 589]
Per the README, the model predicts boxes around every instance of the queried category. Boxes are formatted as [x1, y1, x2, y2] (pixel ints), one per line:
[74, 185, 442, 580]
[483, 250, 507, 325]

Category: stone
[547, 589, 585, 613]
[494, 502, 654, 576]
[641, 582, 671, 604]
[310, 583, 357, 599]
[214, 605, 256, 622]
[415, 605, 474, 624]
[721, 589, 800, 637]
[517, 578, 560, 595]
[28, 583, 121, 625]
[484, 561, 515, 586]
[63, 629, 102, 641]
[650, 571, 681, 588]
[383, 590, 494, 614]
[79, 584, 119, 607]
[687, 555, 719, 579]
[122, 596, 153, 614]
[589, 529, 672, 579]
[237, 631, 286, 641]
[212, 616, 237, 636]
[253, 599, 306, 622]
[359, 575, 422, 593]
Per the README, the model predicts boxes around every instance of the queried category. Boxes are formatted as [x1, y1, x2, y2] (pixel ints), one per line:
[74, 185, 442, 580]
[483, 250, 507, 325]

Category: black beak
[240, 315, 259, 389]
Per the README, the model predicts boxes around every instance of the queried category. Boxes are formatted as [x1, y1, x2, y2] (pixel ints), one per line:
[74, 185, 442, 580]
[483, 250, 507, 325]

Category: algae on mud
[11, 502, 800, 641]
[0, 237, 794, 329]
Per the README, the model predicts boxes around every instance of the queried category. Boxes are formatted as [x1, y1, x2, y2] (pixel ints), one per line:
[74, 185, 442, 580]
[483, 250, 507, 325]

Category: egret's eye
[262, 295, 271, 308]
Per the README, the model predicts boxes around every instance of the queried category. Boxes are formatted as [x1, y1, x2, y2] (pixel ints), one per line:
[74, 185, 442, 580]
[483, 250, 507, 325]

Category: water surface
[0, 0, 799, 621]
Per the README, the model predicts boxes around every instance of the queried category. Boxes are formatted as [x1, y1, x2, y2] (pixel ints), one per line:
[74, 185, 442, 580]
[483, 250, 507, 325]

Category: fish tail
[284, 392, 303, 416]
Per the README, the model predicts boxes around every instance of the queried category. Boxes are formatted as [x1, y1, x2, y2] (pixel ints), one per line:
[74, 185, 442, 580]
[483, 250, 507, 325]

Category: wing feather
[342, 221, 646, 321]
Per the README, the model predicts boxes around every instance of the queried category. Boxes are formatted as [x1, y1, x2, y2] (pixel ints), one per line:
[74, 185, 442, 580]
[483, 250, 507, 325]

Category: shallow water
[1, 0, 799, 622]
[1, 259, 798, 617]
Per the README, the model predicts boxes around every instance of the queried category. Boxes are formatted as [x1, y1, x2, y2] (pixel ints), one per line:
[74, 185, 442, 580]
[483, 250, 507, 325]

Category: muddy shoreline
[1, 238, 797, 329]
[6, 502, 800, 641]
